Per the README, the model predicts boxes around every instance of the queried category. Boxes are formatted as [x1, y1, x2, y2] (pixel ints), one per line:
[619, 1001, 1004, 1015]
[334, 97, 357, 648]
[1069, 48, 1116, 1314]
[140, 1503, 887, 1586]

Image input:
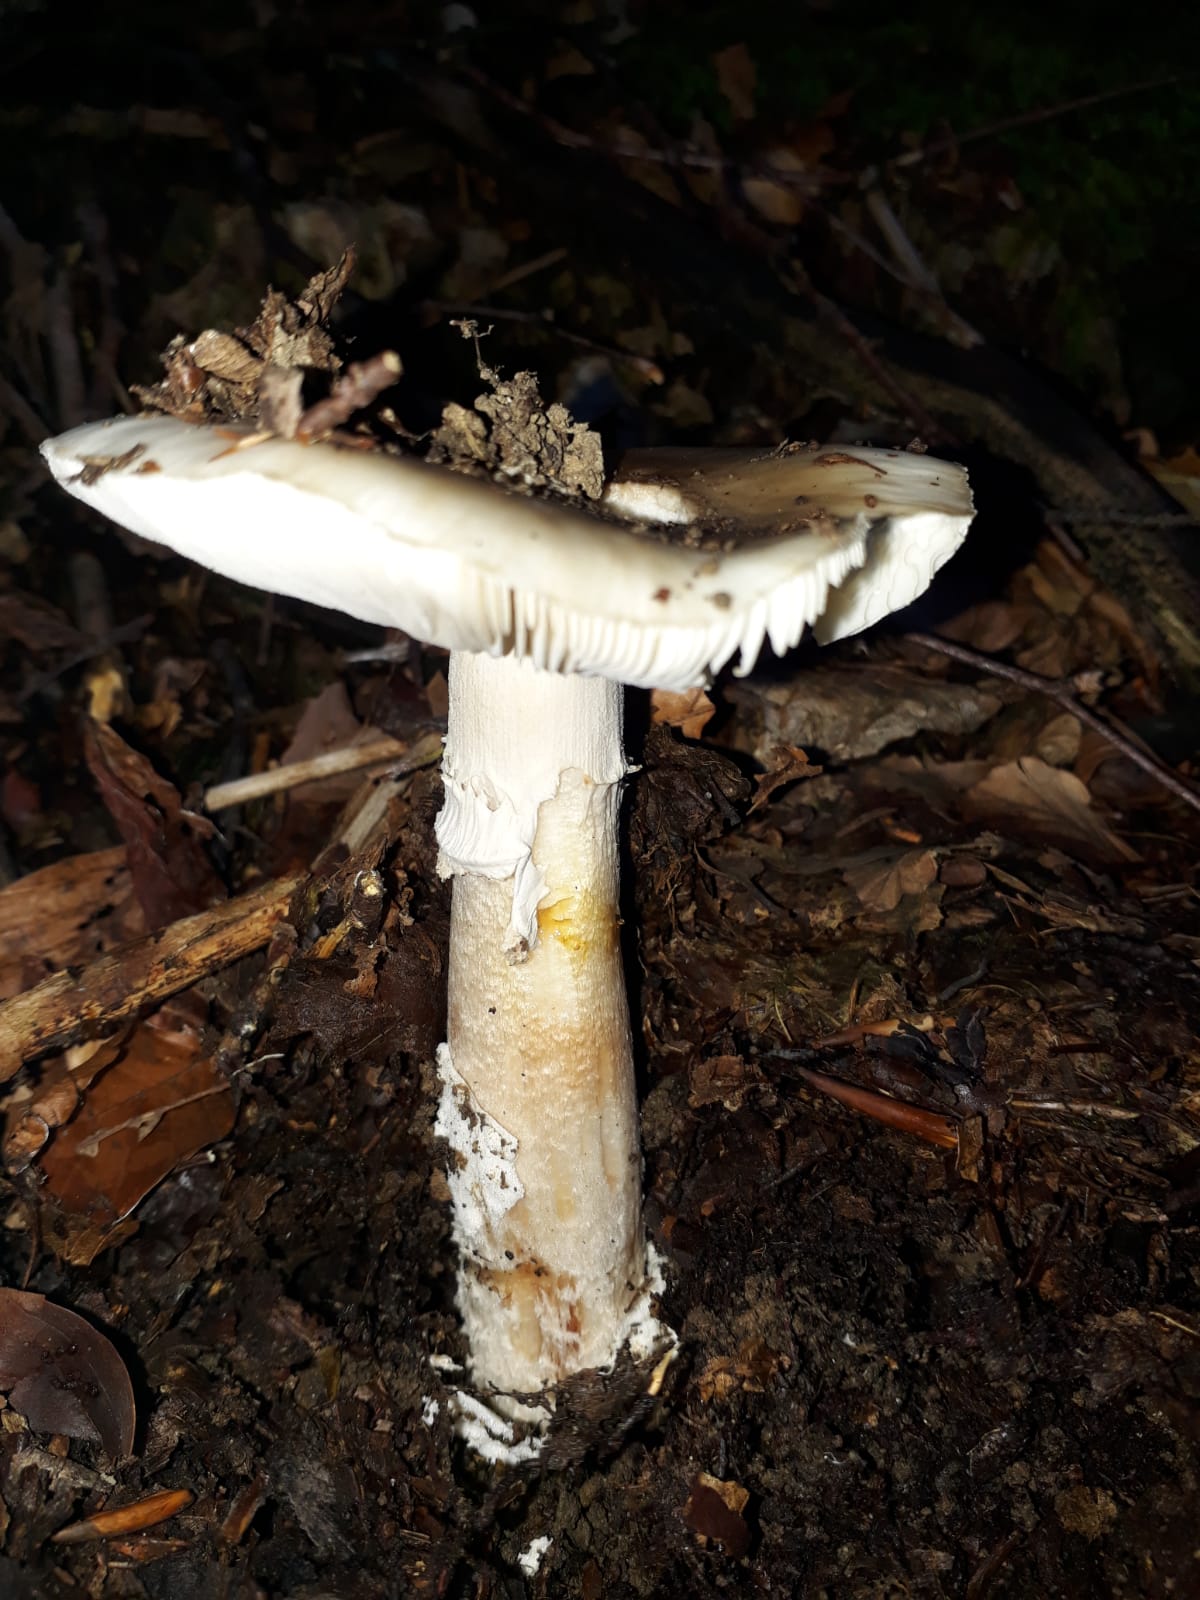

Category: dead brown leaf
[39, 1010, 234, 1265]
[682, 1471, 751, 1557]
[84, 720, 224, 927]
[742, 147, 808, 226]
[688, 1053, 763, 1111]
[712, 42, 757, 122]
[748, 743, 822, 813]
[965, 757, 1139, 863]
[650, 686, 716, 740]
[845, 847, 939, 913]
[0, 1289, 136, 1458]
[936, 598, 1029, 655]
[0, 592, 86, 656]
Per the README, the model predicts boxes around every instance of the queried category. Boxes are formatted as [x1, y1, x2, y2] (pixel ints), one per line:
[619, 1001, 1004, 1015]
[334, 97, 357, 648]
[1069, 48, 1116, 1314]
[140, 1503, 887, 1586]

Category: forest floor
[1, 6, 1198, 1596]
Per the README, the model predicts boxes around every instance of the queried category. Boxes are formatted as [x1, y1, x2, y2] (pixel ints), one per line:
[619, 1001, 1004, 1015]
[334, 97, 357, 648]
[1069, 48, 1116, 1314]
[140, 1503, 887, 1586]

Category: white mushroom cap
[603, 445, 974, 644]
[40, 416, 972, 689]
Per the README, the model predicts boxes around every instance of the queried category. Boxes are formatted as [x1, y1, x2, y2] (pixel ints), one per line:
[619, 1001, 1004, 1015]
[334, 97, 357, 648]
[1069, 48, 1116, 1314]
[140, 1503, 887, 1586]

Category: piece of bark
[0, 876, 300, 1080]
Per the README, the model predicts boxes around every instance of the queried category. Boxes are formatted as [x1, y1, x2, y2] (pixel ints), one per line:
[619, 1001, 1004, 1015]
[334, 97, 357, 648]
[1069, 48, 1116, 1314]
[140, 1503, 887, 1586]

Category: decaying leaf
[83, 720, 224, 928]
[712, 42, 757, 122]
[965, 757, 1139, 863]
[688, 1053, 763, 1111]
[697, 1339, 788, 1402]
[845, 847, 939, 913]
[682, 1471, 752, 1558]
[39, 1010, 234, 1265]
[135, 250, 352, 425]
[650, 686, 716, 740]
[742, 148, 808, 226]
[0, 1289, 136, 1458]
[430, 360, 605, 499]
[748, 743, 822, 813]
[0, 592, 86, 657]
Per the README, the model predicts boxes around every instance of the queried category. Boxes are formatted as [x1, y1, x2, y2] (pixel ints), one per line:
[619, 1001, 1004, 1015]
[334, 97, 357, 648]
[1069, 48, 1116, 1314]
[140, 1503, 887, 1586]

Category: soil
[1, 7, 1198, 1597]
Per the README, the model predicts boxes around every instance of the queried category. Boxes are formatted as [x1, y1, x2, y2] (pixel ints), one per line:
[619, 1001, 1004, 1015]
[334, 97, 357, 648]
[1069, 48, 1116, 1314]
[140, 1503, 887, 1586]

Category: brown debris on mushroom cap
[428, 327, 604, 500]
[133, 250, 354, 427]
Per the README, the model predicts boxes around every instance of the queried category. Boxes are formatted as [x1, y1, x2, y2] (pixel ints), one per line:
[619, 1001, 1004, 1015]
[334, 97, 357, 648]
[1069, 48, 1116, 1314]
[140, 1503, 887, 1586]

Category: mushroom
[39, 413, 973, 1431]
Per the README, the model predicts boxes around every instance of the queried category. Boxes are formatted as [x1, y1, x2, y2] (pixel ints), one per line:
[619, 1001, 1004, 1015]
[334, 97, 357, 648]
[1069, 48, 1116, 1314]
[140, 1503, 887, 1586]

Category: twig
[77, 201, 129, 416]
[1009, 1097, 1140, 1120]
[1052, 508, 1199, 529]
[204, 730, 442, 811]
[486, 246, 569, 296]
[859, 189, 983, 348]
[892, 74, 1180, 170]
[15, 614, 152, 704]
[862, 187, 942, 297]
[907, 631, 1200, 816]
[424, 300, 665, 383]
[295, 350, 403, 440]
[461, 64, 836, 195]
[0, 876, 301, 1080]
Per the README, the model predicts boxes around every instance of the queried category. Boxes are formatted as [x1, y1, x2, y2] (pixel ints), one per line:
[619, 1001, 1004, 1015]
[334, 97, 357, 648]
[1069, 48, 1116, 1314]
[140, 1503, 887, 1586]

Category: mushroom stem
[434, 650, 651, 1405]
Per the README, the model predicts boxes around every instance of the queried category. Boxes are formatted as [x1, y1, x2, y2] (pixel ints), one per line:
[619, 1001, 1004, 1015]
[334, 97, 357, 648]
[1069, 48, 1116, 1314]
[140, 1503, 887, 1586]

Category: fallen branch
[908, 631, 1200, 818]
[0, 875, 300, 1081]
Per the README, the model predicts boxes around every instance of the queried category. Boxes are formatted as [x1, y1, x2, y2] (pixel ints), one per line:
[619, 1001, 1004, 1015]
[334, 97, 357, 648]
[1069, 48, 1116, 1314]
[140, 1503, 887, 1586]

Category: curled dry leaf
[0, 1289, 136, 1458]
[649, 686, 716, 740]
[748, 743, 822, 814]
[1035, 711, 1082, 768]
[3, 1063, 84, 1171]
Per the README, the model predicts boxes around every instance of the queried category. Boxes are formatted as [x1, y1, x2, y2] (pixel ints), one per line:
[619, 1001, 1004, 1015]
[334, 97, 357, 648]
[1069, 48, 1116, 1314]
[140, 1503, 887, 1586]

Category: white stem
[434, 650, 653, 1404]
